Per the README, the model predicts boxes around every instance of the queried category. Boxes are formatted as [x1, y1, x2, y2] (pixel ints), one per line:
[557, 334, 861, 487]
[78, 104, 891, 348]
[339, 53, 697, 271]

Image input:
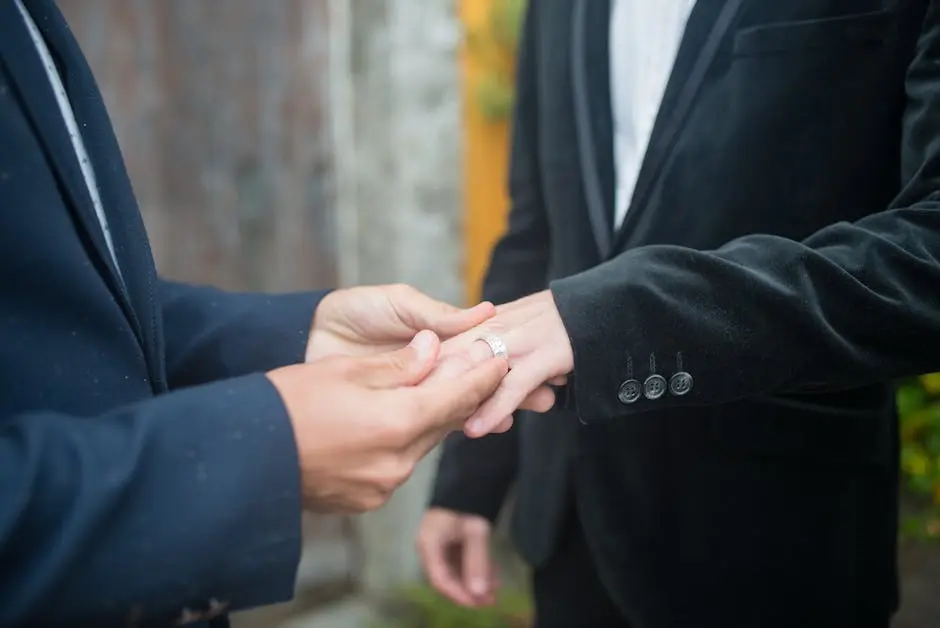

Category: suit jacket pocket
[708, 388, 894, 467]
[733, 9, 896, 56]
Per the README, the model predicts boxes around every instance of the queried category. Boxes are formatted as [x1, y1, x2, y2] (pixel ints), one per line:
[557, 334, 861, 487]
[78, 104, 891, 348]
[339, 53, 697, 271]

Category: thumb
[354, 330, 441, 389]
[394, 287, 495, 339]
[407, 357, 509, 458]
[426, 301, 496, 339]
[461, 518, 493, 600]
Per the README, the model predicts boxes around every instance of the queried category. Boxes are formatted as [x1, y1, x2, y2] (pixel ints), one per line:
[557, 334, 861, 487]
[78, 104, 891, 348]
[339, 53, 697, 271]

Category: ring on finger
[475, 333, 509, 361]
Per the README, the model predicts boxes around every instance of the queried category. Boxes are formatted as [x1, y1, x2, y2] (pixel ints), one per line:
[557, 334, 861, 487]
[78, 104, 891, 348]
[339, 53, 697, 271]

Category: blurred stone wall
[329, 0, 464, 598]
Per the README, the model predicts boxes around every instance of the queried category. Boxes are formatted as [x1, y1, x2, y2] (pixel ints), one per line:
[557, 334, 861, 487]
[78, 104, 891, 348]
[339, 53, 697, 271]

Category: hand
[416, 508, 499, 607]
[268, 330, 509, 513]
[440, 290, 574, 438]
[306, 284, 495, 362]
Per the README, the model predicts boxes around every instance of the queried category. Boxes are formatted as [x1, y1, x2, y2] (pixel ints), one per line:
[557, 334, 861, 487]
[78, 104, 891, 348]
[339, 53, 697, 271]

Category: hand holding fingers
[388, 284, 495, 339]
[464, 357, 552, 437]
[349, 330, 440, 388]
[405, 356, 509, 458]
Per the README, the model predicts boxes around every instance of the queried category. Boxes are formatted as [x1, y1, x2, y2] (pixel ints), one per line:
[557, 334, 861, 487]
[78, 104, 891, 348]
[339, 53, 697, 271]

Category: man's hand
[416, 508, 499, 607]
[439, 290, 574, 438]
[268, 330, 508, 513]
[306, 284, 495, 362]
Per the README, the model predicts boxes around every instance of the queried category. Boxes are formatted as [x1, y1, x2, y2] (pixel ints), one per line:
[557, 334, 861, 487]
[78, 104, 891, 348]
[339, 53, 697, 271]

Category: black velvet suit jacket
[432, 1, 940, 626]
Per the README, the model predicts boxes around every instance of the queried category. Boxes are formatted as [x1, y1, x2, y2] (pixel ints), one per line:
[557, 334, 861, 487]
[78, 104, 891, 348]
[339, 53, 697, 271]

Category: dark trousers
[531, 509, 630, 628]
[529, 510, 895, 628]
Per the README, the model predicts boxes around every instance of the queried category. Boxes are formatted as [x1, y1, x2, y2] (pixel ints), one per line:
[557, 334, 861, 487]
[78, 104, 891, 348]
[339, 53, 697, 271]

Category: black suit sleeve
[551, 3, 940, 422]
[429, 0, 550, 522]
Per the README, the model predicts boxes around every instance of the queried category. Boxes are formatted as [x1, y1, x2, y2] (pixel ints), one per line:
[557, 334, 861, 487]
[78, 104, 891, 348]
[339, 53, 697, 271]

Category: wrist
[306, 289, 341, 362]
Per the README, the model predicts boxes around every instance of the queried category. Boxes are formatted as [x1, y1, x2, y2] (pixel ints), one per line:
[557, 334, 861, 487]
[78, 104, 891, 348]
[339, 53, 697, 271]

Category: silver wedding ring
[476, 333, 509, 360]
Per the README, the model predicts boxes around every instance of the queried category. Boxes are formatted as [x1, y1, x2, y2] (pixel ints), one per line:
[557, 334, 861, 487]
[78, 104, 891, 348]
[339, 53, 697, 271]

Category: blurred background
[58, 1, 940, 626]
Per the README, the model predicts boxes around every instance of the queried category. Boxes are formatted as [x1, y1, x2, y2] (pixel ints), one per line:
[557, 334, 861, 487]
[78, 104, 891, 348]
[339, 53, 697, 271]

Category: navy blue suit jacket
[0, 1, 325, 625]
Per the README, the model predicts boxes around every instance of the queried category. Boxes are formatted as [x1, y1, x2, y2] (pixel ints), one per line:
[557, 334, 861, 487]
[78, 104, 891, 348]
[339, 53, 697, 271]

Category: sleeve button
[669, 371, 693, 396]
[618, 379, 642, 404]
[644, 375, 667, 400]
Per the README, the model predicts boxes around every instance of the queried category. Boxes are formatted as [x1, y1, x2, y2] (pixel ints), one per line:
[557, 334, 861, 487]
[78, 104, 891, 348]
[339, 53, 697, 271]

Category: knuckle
[386, 352, 408, 372]
[389, 283, 412, 298]
[353, 491, 386, 513]
[332, 357, 359, 379]
[373, 455, 414, 494]
[362, 492, 387, 512]
[392, 458, 417, 486]
[461, 517, 491, 538]
[378, 417, 411, 450]
[374, 474, 398, 496]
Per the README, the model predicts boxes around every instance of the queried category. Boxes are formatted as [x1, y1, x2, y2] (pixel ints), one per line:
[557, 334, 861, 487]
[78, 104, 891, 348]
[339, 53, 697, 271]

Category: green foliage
[899, 374, 940, 541]
[375, 584, 532, 628]
[488, 0, 527, 50]
[464, 0, 528, 122]
[475, 73, 516, 122]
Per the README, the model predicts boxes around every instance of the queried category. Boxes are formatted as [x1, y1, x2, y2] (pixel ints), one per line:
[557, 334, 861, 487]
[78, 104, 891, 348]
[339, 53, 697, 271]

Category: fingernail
[470, 301, 495, 316]
[467, 419, 483, 435]
[469, 579, 487, 596]
[410, 330, 435, 360]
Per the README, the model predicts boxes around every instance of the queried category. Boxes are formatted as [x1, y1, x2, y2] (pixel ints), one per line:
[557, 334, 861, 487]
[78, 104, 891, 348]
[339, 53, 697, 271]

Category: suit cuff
[549, 249, 709, 421]
[428, 481, 507, 524]
[229, 290, 329, 371]
[148, 374, 304, 619]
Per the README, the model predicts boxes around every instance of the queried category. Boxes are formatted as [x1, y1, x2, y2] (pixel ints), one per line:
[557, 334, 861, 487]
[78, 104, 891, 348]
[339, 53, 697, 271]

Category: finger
[406, 358, 509, 458]
[464, 358, 547, 438]
[548, 375, 568, 386]
[353, 330, 440, 389]
[519, 385, 556, 413]
[428, 301, 496, 338]
[393, 287, 496, 339]
[483, 387, 555, 436]
[423, 339, 497, 385]
[461, 519, 494, 603]
[489, 416, 514, 433]
[419, 540, 476, 607]
[419, 357, 509, 429]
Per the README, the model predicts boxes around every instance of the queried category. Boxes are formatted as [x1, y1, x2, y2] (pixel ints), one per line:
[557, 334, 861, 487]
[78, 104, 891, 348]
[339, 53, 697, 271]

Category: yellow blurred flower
[921, 372, 940, 395]
[904, 449, 930, 477]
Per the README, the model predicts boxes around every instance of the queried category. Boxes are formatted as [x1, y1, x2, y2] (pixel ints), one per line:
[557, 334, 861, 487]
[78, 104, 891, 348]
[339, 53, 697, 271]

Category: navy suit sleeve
[0, 373, 302, 626]
[160, 280, 328, 388]
[429, 0, 548, 523]
[551, 3, 940, 420]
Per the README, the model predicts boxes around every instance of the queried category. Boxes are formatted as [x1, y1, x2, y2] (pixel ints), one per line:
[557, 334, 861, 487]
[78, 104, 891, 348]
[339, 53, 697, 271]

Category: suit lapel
[0, 0, 129, 296]
[4, 0, 162, 387]
[572, 0, 615, 257]
[612, 0, 746, 253]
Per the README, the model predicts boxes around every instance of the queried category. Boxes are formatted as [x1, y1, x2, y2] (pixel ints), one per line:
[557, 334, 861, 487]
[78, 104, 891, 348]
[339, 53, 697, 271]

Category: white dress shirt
[610, 0, 696, 229]
[15, 0, 123, 281]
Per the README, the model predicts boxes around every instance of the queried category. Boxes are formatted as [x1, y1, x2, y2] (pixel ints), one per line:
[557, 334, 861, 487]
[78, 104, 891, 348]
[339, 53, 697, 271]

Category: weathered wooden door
[59, 0, 338, 291]
[59, 0, 358, 615]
